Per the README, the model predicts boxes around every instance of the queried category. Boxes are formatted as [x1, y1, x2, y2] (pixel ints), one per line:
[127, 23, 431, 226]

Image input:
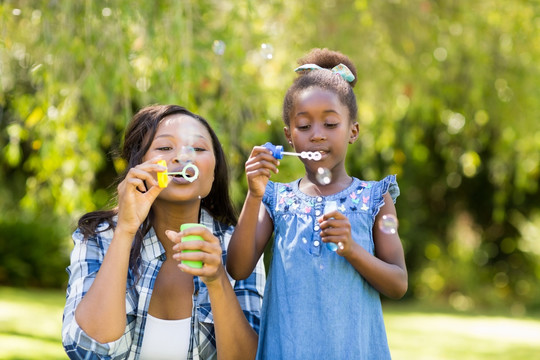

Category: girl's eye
[193, 147, 206, 152]
[157, 146, 172, 151]
[325, 123, 338, 128]
[297, 125, 310, 130]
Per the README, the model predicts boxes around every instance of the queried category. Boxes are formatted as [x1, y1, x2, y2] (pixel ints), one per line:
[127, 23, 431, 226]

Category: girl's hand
[245, 146, 280, 198]
[115, 158, 165, 235]
[167, 227, 225, 285]
[318, 211, 355, 257]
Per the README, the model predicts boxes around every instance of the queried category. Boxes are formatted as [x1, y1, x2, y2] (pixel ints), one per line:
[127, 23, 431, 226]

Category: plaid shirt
[62, 209, 265, 360]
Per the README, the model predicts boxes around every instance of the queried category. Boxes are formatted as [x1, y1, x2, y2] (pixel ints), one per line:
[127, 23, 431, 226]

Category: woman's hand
[318, 210, 355, 257]
[245, 146, 280, 198]
[115, 158, 165, 236]
[167, 227, 225, 285]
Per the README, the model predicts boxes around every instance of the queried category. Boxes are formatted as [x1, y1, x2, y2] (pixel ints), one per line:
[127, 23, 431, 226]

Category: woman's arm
[320, 192, 408, 299]
[170, 226, 261, 360]
[73, 161, 164, 342]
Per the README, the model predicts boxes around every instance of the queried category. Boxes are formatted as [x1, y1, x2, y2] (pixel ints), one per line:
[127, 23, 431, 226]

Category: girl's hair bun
[297, 48, 357, 88]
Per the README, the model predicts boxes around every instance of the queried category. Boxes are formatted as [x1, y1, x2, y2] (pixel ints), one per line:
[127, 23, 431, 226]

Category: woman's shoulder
[73, 213, 117, 243]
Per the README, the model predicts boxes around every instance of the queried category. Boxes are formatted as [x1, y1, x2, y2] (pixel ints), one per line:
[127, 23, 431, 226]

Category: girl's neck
[300, 167, 352, 197]
[151, 200, 201, 254]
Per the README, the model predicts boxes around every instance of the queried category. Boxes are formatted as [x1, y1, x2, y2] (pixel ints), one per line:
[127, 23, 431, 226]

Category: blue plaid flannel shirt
[62, 209, 265, 359]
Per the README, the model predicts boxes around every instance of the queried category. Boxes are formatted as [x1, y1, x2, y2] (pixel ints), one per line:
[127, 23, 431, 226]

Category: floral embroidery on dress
[361, 195, 370, 211]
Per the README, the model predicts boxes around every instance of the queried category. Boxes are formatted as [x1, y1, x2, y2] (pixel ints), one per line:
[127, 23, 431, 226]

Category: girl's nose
[310, 126, 326, 142]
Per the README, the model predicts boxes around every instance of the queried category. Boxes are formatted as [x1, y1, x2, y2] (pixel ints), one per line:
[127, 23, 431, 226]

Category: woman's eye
[193, 147, 206, 152]
[157, 146, 172, 151]
[297, 125, 310, 130]
[325, 123, 338, 128]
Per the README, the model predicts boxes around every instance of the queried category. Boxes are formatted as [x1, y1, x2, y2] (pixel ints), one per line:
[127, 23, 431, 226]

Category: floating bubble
[316, 167, 332, 185]
[178, 145, 196, 163]
[379, 214, 399, 234]
[102, 7, 112, 17]
[260, 43, 274, 60]
[212, 40, 226, 56]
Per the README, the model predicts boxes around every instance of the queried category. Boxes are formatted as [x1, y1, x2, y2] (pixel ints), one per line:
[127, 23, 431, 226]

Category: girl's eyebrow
[296, 109, 340, 116]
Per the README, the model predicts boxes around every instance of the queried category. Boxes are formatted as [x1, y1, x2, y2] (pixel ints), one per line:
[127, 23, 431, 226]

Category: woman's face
[143, 114, 216, 202]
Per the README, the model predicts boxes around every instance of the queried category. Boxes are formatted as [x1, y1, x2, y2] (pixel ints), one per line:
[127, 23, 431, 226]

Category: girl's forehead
[292, 87, 348, 116]
[297, 87, 341, 103]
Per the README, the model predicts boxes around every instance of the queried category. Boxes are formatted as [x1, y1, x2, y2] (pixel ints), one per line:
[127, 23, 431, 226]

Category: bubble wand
[157, 159, 200, 188]
[263, 142, 322, 161]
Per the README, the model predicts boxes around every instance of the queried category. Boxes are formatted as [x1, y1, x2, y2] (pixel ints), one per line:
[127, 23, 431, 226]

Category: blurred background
[1, 0, 539, 358]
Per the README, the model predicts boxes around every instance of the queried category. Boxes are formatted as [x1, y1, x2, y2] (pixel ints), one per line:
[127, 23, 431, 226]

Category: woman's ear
[349, 122, 359, 144]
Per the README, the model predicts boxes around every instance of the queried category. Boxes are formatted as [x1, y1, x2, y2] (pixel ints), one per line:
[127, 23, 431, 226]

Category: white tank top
[139, 314, 191, 360]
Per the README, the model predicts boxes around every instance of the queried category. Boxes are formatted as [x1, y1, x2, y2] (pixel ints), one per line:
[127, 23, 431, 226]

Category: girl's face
[284, 87, 358, 177]
[143, 114, 216, 201]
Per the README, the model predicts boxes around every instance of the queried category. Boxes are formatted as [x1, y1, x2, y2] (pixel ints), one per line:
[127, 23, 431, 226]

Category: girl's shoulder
[352, 175, 399, 215]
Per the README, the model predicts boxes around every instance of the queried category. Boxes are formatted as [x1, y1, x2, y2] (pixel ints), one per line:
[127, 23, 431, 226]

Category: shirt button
[314, 241, 320, 247]
[314, 225, 320, 231]
[316, 197, 323, 202]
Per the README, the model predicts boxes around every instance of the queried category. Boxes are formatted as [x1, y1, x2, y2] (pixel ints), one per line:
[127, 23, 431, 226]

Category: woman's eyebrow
[154, 133, 209, 141]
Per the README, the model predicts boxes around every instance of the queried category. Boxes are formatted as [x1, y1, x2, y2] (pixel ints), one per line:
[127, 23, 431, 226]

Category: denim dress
[256, 175, 399, 360]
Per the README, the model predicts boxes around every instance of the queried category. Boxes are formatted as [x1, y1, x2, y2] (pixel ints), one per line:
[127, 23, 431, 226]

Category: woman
[62, 104, 265, 359]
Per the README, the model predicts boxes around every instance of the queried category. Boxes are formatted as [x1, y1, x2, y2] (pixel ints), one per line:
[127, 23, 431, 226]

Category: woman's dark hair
[78, 104, 237, 274]
[283, 48, 358, 126]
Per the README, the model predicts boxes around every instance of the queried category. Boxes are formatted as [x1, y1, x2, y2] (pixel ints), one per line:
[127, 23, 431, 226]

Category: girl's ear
[284, 126, 293, 146]
[349, 122, 359, 144]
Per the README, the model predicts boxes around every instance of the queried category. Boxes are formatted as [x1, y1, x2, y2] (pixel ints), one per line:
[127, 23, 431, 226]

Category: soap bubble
[378, 214, 399, 234]
[212, 40, 226, 56]
[178, 145, 196, 162]
[316, 167, 332, 185]
[260, 43, 274, 60]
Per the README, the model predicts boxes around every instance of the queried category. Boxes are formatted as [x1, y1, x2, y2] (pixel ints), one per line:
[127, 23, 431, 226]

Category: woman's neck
[151, 199, 201, 255]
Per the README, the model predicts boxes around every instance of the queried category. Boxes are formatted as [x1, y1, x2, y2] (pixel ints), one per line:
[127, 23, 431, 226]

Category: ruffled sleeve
[262, 180, 276, 222]
[372, 174, 400, 218]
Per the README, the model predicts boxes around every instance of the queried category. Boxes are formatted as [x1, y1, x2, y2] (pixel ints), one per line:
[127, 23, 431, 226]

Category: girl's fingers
[245, 158, 279, 174]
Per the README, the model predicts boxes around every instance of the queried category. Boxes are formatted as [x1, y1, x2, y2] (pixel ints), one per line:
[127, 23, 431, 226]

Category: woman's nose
[175, 145, 196, 163]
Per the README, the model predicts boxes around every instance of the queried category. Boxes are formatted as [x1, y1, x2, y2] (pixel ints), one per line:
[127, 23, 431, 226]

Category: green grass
[0, 287, 65, 359]
[384, 302, 540, 359]
[1, 287, 539, 359]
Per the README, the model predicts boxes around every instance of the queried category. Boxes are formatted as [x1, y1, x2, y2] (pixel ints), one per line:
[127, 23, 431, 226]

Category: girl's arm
[170, 227, 260, 360]
[74, 161, 164, 342]
[320, 192, 408, 299]
[226, 146, 277, 280]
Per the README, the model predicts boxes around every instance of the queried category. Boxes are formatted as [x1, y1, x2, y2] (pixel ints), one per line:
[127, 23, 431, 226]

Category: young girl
[62, 105, 265, 360]
[227, 49, 407, 359]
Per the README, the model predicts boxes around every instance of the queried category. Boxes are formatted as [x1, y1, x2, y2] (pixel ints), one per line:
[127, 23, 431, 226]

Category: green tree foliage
[1, 1, 539, 312]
